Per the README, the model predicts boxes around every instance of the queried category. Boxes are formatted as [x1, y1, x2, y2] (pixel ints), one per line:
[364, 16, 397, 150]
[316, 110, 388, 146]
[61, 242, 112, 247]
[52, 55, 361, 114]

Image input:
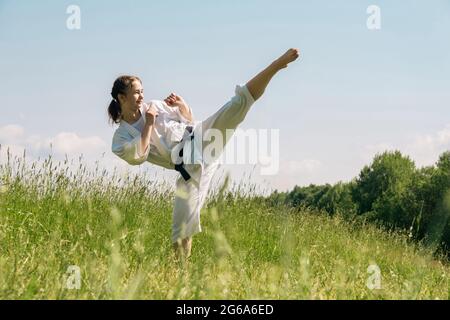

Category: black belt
[174, 126, 194, 181]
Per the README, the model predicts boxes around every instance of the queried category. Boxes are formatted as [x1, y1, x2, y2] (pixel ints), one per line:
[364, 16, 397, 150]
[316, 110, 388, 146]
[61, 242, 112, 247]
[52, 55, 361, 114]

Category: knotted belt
[174, 125, 194, 181]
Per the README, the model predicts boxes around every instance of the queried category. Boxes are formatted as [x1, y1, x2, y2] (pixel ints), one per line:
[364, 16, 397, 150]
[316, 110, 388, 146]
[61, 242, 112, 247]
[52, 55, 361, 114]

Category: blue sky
[0, 0, 449, 192]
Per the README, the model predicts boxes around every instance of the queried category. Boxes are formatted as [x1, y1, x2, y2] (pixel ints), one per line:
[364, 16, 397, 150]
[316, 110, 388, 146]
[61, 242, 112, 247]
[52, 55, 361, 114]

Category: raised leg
[197, 48, 301, 164]
[245, 48, 300, 101]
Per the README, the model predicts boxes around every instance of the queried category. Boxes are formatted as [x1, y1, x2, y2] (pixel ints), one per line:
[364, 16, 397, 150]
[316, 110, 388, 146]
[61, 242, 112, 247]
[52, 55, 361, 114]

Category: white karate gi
[111, 84, 255, 243]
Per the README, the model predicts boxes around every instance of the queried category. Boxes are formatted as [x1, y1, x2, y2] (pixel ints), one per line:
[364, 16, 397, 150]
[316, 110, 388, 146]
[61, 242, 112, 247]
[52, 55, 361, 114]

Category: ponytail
[107, 75, 142, 125]
[108, 99, 122, 124]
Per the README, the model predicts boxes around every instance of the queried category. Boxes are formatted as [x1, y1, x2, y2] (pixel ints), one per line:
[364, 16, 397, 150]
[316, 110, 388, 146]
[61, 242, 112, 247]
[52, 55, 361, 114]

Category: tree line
[266, 151, 450, 256]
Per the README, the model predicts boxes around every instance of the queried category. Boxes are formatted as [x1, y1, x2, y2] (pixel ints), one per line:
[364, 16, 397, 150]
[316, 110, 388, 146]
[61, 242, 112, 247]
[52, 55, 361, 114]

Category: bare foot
[274, 48, 300, 69]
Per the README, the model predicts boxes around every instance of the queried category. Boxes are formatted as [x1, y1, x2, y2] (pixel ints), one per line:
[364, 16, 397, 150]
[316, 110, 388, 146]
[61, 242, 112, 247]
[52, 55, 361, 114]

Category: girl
[109, 48, 300, 258]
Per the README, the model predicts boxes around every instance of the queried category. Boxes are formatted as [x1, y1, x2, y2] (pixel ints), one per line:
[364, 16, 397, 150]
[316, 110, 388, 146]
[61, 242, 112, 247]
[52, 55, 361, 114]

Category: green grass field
[0, 152, 448, 299]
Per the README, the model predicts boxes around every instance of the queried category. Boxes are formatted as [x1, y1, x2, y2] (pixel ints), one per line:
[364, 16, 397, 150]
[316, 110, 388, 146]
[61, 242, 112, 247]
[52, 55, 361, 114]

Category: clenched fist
[145, 102, 158, 125]
[164, 93, 187, 109]
[164, 93, 193, 122]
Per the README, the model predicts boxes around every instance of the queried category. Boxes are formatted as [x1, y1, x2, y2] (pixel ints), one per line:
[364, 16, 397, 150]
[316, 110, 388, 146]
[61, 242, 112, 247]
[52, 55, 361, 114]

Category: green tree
[401, 165, 435, 238]
[425, 151, 450, 250]
[317, 181, 357, 217]
[352, 151, 416, 227]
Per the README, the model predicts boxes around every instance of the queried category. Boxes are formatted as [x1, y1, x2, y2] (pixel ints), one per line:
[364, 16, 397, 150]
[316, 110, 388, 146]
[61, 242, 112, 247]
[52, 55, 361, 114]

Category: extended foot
[274, 48, 300, 69]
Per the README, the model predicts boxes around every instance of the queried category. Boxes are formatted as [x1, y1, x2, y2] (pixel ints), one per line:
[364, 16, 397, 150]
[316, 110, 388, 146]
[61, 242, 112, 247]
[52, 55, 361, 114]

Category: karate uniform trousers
[171, 84, 255, 243]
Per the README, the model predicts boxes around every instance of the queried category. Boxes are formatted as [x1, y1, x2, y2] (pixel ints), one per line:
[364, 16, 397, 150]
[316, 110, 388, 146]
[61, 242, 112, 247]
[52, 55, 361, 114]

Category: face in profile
[119, 80, 144, 113]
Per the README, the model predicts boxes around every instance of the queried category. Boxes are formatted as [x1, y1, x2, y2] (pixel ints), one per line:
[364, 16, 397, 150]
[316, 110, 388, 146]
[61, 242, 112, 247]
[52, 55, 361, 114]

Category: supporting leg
[245, 48, 300, 101]
[173, 237, 192, 259]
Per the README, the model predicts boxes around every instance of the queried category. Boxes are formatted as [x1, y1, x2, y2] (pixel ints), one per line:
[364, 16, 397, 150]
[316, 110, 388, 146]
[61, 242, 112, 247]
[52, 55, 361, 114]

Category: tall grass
[0, 148, 448, 299]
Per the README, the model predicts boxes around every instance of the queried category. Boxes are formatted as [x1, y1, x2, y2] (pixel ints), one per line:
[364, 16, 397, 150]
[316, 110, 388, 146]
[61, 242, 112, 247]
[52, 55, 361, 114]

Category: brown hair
[108, 75, 142, 125]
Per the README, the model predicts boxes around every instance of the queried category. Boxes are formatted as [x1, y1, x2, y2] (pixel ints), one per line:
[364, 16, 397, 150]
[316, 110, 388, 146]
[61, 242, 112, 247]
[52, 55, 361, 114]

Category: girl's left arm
[164, 93, 193, 123]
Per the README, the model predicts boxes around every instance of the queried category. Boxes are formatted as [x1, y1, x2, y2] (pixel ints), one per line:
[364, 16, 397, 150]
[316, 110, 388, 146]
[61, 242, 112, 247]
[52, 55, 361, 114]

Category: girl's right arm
[139, 121, 153, 157]
[139, 103, 158, 157]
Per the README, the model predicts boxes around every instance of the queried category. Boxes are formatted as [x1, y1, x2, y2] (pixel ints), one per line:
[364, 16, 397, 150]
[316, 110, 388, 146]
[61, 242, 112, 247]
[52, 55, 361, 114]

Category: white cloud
[362, 142, 396, 163]
[257, 158, 323, 192]
[0, 123, 110, 164]
[405, 125, 450, 166]
[285, 159, 322, 174]
[362, 124, 450, 167]
[0, 124, 107, 159]
[43, 132, 106, 156]
[0, 124, 25, 142]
